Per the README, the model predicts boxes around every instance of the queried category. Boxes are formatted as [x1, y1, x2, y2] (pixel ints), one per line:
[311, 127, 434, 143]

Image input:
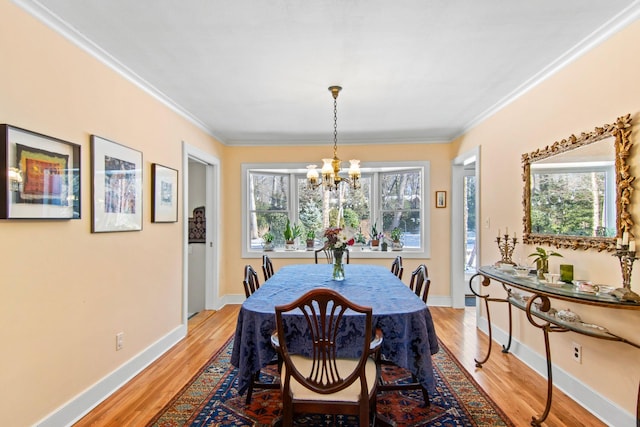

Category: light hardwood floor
[74, 305, 606, 427]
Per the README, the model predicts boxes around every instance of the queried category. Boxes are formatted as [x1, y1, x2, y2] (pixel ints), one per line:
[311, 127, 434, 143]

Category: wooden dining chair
[262, 254, 275, 282]
[314, 244, 350, 264]
[378, 263, 430, 405]
[242, 264, 280, 403]
[390, 256, 403, 280]
[271, 288, 383, 427]
[409, 264, 431, 304]
[242, 265, 261, 298]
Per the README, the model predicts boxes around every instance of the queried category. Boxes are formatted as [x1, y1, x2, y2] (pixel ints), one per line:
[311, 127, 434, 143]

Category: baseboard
[35, 324, 187, 427]
[426, 295, 452, 307]
[217, 294, 246, 308]
[476, 317, 634, 427]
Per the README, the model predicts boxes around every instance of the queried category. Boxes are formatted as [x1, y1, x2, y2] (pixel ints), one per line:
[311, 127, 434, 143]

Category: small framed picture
[436, 190, 447, 208]
[151, 163, 178, 223]
[0, 124, 80, 219]
[91, 135, 143, 232]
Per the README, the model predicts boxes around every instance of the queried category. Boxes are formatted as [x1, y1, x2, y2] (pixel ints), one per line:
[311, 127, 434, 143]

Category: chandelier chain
[333, 96, 338, 158]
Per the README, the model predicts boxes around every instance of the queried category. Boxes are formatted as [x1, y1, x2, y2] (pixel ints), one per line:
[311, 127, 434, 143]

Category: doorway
[451, 147, 480, 309]
[182, 142, 221, 326]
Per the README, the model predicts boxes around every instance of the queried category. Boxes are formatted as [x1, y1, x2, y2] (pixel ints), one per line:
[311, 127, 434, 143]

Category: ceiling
[15, 0, 640, 146]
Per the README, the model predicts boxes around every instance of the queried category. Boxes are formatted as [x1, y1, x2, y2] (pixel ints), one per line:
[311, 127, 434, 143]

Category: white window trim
[241, 161, 430, 259]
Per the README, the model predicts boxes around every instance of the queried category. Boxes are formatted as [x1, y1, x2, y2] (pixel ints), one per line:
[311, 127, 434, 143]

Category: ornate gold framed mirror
[522, 114, 633, 251]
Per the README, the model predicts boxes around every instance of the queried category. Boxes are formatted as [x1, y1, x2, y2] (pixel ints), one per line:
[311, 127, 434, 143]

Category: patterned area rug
[148, 338, 514, 426]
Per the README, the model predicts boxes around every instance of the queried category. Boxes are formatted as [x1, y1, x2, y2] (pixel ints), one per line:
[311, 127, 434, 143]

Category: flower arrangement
[323, 226, 355, 251]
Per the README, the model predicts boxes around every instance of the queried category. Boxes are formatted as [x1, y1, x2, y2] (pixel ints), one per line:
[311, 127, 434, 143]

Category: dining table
[230, 263, 440, 395]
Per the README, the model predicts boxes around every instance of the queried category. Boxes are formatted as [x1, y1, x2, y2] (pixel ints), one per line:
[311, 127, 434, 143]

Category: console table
[470, 265, 640, 426]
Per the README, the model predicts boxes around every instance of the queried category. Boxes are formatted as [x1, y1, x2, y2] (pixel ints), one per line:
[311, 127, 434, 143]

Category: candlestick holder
[496, 234, 518, 266]
[612, 247, 640, 303]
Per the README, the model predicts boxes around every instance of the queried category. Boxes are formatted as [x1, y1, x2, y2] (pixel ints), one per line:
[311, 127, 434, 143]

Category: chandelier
[306, 86, 361, 191]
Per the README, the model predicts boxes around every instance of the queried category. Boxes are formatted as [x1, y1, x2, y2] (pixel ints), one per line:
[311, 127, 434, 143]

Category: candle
[617, 238, 622, 249]
[505, 227, 508, 236]
[623, 231, 629, 246]
[629, 240, 636, 252]
[498, 228, 500, 238]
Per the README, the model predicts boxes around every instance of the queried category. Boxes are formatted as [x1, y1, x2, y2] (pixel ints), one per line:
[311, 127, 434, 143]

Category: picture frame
[436, 190, 447, 208]
[151, 163, 178, 223]
[91, 135, 143, 232]
[0, 124, 80, 219]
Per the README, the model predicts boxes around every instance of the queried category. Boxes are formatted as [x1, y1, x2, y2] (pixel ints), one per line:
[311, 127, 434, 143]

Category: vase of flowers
[323, 226, 354, 281]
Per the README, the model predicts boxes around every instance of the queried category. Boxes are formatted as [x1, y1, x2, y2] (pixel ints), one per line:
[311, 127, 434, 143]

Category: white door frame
[450, 146, 480, 308]
[182, 142, 221, 325]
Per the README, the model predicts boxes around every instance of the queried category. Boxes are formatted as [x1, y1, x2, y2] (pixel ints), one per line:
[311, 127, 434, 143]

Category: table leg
[469, 274, 512, 367]
[524, 295, 569, 426]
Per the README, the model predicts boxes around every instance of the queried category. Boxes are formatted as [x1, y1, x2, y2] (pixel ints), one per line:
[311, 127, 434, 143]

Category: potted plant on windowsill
[390, 227, 404, 250]
[262, 231, 275, 251]
[369, 222, 382, 249]
[354, 229, 367, 247]
[305, 229, 316, 250]
[283, 219, 302, 250]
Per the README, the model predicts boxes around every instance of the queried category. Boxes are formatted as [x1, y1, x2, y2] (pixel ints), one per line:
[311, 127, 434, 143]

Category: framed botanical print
[91, 135, 143, 232]
[0, 124, 80, 219]
[151, 163, 178, 223]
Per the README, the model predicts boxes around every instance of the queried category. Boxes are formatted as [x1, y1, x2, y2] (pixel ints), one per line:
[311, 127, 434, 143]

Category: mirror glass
[523, 115, 633, 251]
[530, 137, 616, 237]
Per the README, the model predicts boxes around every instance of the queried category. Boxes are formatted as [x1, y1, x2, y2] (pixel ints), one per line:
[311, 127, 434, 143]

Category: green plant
[528, 247, 563, 263]
[528, 247, 562, 276]
[283, 219, 302, 242]
[355, 229, 367, 244]
[262, 231, 274, 243]
[390, 227, 403, 241]
[306, 229, 316, 240]
[370, 222, 382, 240]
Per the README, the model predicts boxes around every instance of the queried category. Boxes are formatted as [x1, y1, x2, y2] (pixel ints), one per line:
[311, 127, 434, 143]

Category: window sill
[244, 248, 429, 259]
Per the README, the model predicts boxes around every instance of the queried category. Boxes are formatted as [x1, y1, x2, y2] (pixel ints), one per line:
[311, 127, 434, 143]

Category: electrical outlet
[572, 341, 582, 363]
[116, 332, 124, 351]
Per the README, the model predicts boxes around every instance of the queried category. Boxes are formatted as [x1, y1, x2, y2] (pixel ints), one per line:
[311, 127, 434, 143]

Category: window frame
[241, 161, 430, 259]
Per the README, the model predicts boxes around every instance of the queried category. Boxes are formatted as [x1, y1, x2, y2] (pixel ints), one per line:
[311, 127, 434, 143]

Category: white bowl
[513, 267, 530, 277]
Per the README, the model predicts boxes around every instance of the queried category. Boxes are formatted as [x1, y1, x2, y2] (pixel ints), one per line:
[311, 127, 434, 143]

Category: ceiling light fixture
[306, 86, 361, 191]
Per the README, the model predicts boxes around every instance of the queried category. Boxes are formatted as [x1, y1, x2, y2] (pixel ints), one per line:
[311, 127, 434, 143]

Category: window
[248, 172, 290, 249]
[242, 162, 430, 257]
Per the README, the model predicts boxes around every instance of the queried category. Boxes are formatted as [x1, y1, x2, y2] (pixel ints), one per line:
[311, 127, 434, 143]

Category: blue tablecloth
[230, 264, 440, 394]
